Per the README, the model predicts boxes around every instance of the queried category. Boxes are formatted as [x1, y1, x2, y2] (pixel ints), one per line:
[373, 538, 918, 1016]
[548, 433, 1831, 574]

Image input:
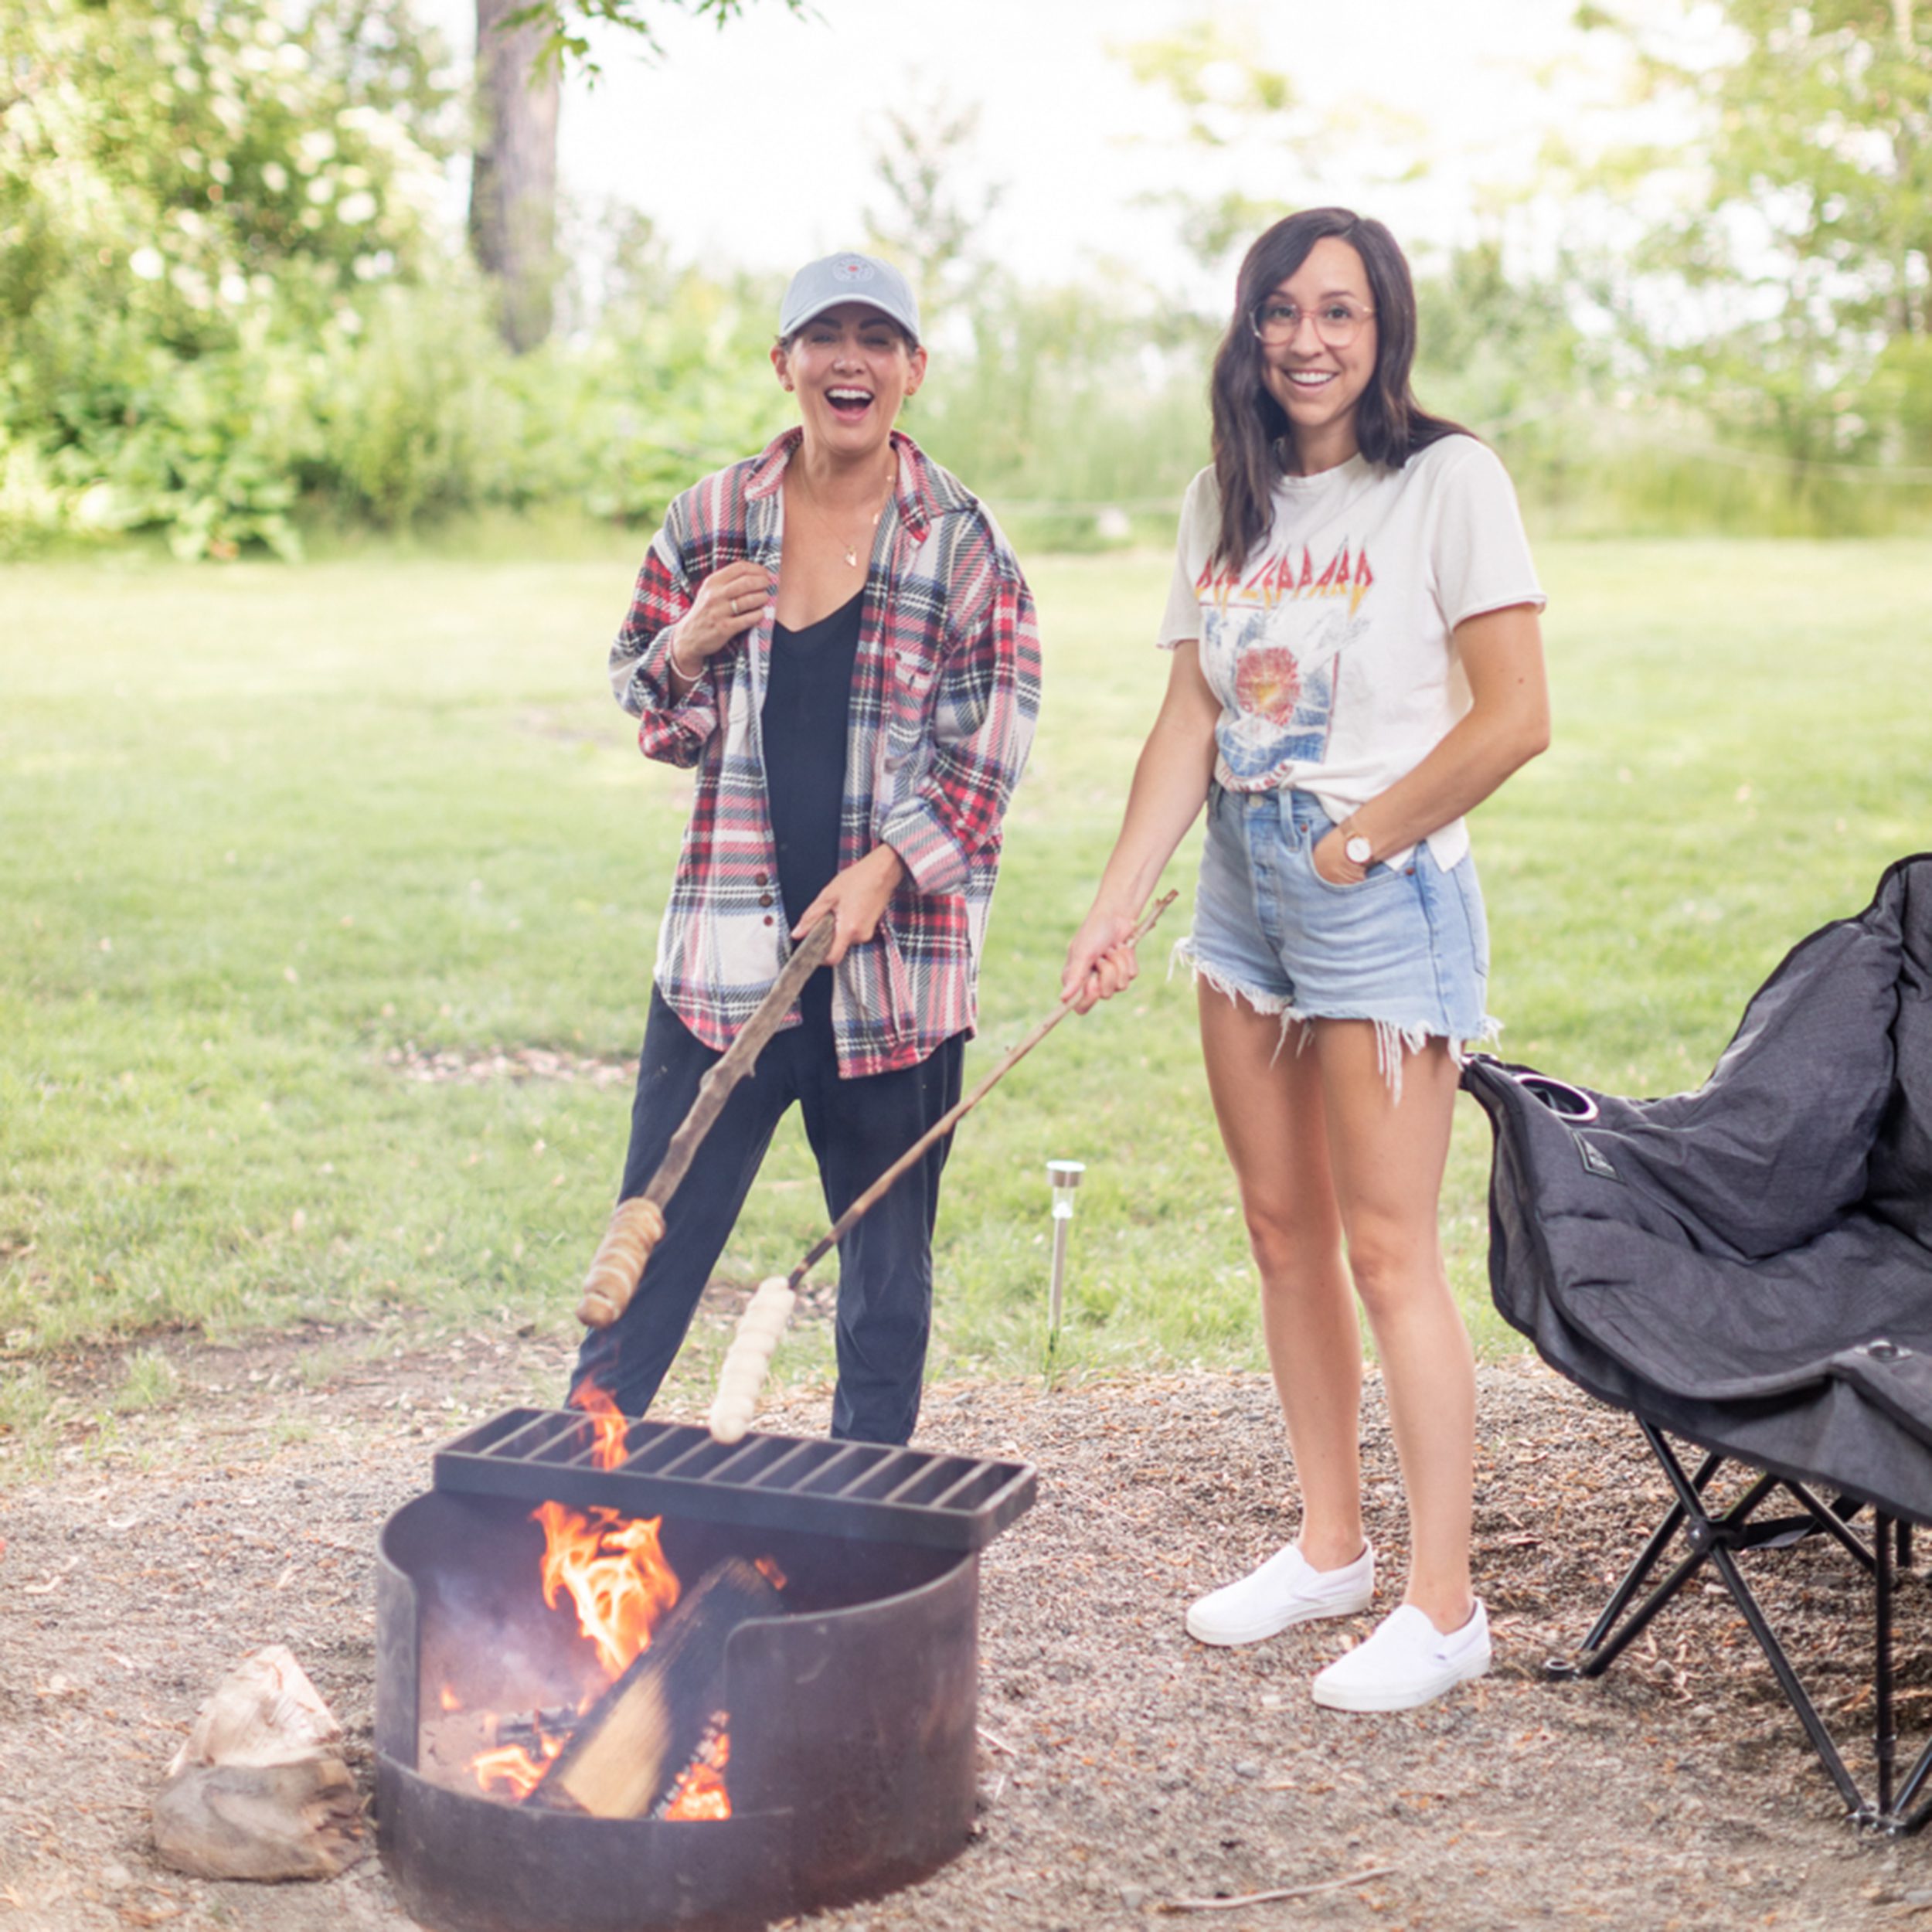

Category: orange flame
[472, 1736, 563, 1802]
[662, 1730, 731, 1821]
[453, 1458, 776, 1822]
[533, 1502, 680, 1680]
[568, 1380, 631, 1471]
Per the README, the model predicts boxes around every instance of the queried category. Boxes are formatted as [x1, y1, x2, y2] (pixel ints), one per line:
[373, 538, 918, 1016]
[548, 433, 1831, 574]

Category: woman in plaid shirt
[572, 251, 1041, 1445]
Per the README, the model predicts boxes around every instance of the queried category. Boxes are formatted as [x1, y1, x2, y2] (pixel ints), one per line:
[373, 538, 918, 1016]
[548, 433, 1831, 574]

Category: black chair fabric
[1465, 854, 1932, 1526]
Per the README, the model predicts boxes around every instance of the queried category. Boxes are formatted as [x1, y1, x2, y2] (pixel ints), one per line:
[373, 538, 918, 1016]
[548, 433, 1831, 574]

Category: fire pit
[375, 1407, 1036, 1932]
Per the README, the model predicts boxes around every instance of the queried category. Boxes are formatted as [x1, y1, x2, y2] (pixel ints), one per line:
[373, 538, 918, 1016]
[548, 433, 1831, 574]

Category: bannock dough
[708, 1277, 798, 1443]
[577, 1197, 667, 1328]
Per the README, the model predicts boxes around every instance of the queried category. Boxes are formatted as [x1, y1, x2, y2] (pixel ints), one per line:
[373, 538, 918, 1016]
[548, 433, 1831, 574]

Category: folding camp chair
[1464, 855, 1932, 1832]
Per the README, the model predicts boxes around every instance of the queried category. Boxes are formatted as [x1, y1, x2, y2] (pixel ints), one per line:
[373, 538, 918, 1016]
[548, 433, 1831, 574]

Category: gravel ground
[2, 1311, 1930, 1932]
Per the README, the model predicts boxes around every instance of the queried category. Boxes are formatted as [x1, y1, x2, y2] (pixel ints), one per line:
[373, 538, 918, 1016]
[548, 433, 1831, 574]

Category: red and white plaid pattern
[610, 429, 1041, 1078]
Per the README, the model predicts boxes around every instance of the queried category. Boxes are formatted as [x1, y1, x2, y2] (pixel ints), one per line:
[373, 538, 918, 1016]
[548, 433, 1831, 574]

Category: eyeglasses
[1250, 298, 1376, 349]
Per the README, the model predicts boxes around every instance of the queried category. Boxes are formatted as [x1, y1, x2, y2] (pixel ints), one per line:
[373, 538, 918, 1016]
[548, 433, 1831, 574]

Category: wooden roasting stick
[577, 914, 838, 1329]
[708, 890, 1179, 1443]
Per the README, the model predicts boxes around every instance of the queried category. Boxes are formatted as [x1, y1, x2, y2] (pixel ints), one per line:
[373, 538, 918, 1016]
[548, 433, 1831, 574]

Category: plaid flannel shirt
[610, 428, 1041, 1079]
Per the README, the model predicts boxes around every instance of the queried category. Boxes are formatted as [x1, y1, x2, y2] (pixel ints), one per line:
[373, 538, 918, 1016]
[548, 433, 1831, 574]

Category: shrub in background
[0, 0, 455, 556]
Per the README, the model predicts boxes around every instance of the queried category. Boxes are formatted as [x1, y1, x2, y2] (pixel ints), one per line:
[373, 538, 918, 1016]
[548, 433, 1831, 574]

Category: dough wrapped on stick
[577, 1198, 666, 1328]
[709, 1277, 798, 1444]
[701, 892, 1180, 1443]
[576, 918, 835, 1331]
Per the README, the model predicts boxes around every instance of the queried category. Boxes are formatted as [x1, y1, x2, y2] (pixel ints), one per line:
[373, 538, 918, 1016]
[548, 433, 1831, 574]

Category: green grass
[2, 539, 1927, 1404]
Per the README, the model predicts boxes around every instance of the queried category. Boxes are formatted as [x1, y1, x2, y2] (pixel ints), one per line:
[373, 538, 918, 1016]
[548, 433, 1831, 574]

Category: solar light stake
[1046, 1161, 1086, 1340]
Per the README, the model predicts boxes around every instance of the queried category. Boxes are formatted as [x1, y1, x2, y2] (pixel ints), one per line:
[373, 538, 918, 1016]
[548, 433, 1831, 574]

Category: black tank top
[763, 590, 864, 1026]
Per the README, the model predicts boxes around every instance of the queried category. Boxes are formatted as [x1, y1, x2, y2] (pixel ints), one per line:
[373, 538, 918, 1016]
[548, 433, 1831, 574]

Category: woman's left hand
[1311, 827, 1369, 886]
[794, 845, 906, 967]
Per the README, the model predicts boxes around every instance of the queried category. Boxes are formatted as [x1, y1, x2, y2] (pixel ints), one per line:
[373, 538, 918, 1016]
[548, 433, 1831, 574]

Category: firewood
[529, 1557, 781, 1819]
[153, 1645, 362, 1880]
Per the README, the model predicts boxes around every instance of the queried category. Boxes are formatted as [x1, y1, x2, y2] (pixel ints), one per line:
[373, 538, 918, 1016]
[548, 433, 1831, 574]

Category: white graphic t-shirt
[1158, 435, 1545, 870]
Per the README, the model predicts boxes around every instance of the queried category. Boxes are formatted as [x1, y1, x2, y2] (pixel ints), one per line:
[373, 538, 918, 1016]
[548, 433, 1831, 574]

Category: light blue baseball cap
[777, 250, 921, 345]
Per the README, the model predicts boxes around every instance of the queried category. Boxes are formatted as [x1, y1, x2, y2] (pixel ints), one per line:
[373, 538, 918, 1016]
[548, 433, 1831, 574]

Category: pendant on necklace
[842, 545, 858, 568]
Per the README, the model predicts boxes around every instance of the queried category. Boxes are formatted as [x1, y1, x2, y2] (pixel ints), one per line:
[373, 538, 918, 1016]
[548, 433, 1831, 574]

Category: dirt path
[1, 1321, 1926, 1930]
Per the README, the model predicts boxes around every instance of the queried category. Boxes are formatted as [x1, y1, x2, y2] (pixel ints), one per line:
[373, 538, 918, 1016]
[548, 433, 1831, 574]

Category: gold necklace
[791, 463, 896, 569]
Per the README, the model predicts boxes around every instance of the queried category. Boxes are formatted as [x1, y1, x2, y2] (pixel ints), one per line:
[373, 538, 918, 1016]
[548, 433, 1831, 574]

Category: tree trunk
[469, 0, 560, 354]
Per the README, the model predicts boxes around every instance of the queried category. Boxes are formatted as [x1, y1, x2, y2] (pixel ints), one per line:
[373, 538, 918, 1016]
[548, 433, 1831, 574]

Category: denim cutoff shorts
[1175, 783, 1496, 1079]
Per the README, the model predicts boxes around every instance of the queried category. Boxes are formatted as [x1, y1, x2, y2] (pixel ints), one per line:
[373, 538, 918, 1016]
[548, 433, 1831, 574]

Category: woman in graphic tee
[1063, 209, 1549, 1713]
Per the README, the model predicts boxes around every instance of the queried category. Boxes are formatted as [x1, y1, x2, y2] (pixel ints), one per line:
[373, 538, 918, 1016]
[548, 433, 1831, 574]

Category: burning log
[153, 1645, 362, 1881]
[493, 1703, 583, 1752]
[655, 1711, 731, 1821]
[529, 1557, 781, 1819]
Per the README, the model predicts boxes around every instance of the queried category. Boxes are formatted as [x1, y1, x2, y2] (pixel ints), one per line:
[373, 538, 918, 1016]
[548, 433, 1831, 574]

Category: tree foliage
[862, 91, 1001, 327]
[1117, 17, 1311, 275]
[1117, 17, 1430, 277]
[1, 0, 453, 340]
[0, 0, 457, 553]
[0, 0, 820, 558]
[504, 0, 808, 74]
[1580, 0, 1932, 464]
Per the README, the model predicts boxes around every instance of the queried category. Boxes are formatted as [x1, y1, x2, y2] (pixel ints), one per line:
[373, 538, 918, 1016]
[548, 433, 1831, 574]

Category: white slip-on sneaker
[1310, 1599, 1491, 1713]
[1185, 1541, 1375, 1647]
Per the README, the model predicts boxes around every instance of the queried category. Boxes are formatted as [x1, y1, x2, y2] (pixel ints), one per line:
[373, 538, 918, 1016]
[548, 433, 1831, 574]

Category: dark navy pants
[570, 987, 964, 1444]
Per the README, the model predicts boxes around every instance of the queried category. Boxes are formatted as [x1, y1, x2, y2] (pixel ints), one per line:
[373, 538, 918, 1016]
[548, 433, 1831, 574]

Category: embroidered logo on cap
[832, 256, 876, 283]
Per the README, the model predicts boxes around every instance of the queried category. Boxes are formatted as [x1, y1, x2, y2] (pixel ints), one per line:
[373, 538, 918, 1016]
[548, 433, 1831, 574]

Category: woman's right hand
[1061, 903, 1141, 1014]
[673, 560, 774, 672]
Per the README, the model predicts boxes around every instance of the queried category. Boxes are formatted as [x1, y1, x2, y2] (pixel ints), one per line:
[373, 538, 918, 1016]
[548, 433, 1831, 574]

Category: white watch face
[1345, 835, 1372, 865]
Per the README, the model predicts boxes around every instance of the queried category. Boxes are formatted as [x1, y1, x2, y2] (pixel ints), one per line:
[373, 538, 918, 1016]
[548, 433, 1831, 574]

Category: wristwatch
[1344, 831, 1373, 867]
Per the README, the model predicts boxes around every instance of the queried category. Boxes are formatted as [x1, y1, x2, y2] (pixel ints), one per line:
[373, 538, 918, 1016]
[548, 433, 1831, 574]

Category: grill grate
[432, 1408, 1036, 1550]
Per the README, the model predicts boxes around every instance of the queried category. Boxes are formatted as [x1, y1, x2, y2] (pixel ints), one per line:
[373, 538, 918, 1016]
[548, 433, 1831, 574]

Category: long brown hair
[1208, 208, 1466, 571]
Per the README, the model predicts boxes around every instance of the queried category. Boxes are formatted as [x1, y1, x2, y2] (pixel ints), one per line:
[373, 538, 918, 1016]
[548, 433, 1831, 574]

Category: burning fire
[569, 1379, 631, 1471]
[662, 1727, 731, 1822]
[455, 1502, 682, 1804]
[471, 1735, 564, 1803]
[534, 1501, 680, 1679]
[445, 1387, 778, 1822]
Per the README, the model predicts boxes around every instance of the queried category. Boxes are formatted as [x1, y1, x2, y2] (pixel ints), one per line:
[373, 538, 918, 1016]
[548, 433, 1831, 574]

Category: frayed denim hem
[1361, 1013, 1503, 1104]
[1172, 935, 1501, 1100]
[1171, 937, 1312, 1065]
[1358, 1014, 1503, 1104]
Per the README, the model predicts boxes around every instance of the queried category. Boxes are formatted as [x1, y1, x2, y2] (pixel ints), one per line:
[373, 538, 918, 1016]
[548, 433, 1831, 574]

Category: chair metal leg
[1552, 1423, 1931, 1832]
[1778, 1480, 1878, 1573]
[1546, 1447, 1725, 1679]
[1706, 1538, 1866, 1816]
[1549, 1541, 1714, 1681]
[1889, 1735, 1932, 1829]
[1878, 1512, 1895, 1820]
[1551, 1448, 1782, 1681]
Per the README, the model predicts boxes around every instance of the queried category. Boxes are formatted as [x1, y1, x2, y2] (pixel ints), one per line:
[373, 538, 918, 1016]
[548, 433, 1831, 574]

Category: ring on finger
[730, 597, 742, 615]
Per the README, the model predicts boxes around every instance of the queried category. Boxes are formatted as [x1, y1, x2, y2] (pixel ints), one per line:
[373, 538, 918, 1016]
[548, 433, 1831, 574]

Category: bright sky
[418, 0, 1653, 304]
